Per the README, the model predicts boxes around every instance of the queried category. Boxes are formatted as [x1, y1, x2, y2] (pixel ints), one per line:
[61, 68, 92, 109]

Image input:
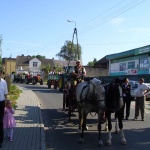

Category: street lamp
[67, 20, 76, 28]
[67, 19, 79, 60]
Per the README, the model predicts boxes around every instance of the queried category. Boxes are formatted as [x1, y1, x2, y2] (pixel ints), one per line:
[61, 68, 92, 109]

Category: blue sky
[0, 0, 150, 65]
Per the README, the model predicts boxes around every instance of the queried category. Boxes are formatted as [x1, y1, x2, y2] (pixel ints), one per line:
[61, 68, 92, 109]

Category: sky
[0, 0, 150, 65]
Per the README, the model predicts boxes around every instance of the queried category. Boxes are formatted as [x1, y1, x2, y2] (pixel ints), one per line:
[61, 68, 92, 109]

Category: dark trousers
[0, 101, 5, 143]
[122, 97, 131, 118]
[135, 97, 145, 119]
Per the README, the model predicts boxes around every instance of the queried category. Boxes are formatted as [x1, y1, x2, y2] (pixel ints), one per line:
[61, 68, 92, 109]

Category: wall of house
[5, 59, 16, 74]
[29, 58, 41, 74]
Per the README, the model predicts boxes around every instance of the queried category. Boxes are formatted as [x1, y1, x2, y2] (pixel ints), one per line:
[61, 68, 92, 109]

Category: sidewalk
[2, 86, 46, 150]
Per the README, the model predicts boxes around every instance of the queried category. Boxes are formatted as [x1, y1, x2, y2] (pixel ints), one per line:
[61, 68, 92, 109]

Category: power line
[78, 0, 145, 34]
[81, 40, 150, 46]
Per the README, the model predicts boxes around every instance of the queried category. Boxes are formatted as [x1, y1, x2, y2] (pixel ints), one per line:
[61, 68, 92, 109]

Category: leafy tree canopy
[56, 40, 82, 61]
[87, 58, 97, 66]
[32, 55, 46, 59]
[41, 63, 62, 74]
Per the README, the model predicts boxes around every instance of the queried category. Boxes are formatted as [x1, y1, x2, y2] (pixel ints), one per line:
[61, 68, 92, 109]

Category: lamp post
[67, 20, 79, 60]
[67, 20, 76, 28]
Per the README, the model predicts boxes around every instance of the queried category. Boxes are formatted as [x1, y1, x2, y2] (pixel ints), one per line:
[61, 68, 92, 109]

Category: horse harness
[79, 81, 105, 107]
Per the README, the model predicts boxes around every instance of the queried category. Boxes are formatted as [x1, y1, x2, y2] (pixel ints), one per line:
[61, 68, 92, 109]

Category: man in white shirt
[133, 78, 150, 121]
[0, 68, 8, 148]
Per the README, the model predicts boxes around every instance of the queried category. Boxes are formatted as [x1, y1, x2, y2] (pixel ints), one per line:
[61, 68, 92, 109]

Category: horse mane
[89, 78, 102, 93]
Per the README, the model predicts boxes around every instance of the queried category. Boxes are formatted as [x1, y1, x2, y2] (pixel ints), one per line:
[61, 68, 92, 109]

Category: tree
[56, 40, 82, 61]
[40, 63, 62, 74]
[87, 58, 97, 66]
[32, 55, 46, 59]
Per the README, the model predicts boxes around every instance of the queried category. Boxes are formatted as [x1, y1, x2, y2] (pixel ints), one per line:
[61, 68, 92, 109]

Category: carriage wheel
[59, 77, 63, 91]
[63, 90, 66, 111]
[68, 103, 72, 121]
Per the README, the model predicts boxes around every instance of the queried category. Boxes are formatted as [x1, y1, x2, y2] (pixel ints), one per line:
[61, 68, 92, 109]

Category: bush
[7, 85, 22, 108]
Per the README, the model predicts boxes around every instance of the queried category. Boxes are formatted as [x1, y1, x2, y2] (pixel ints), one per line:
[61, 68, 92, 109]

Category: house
[15, 55, 55, 74]
[106, 45, 150, 76]
[2, 58, 16, 75]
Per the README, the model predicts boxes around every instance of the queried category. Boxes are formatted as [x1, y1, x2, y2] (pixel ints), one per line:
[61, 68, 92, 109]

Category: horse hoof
[98, 141, 103, 146]
[106, 140, 112, 146]
[106, 142, 111, 146]
[121, 140, 127, 145]
[79, 138, 84, 143]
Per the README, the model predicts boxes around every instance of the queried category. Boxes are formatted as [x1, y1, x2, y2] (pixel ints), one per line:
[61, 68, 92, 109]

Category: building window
[33, 62, 37, 67]
[128, 61, 135, 69]
[119, 63, 126, 71]
[140, 58, 149, 70]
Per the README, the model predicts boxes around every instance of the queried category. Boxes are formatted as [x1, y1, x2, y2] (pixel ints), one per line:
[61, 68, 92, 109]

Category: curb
[36, 93, 46, 150]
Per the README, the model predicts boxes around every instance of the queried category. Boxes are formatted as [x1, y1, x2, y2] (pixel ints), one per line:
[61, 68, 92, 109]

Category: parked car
[129, 80, 138, 100]
[145, 83, 150, 100]
[129, 80, 150, 101]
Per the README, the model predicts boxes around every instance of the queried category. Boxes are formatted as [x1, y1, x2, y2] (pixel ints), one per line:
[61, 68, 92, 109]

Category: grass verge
[7, 85, 22, 109]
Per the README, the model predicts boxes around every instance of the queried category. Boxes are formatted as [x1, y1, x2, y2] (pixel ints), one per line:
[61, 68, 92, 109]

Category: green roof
[106, 45, 150, 60]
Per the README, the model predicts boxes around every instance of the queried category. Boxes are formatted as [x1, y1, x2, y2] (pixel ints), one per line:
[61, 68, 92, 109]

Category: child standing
[3, 100, 16, 142]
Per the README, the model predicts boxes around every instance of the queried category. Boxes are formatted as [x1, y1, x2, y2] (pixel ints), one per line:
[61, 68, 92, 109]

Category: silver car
[129, 80, 150, 101]
[129, 80, 138, 99]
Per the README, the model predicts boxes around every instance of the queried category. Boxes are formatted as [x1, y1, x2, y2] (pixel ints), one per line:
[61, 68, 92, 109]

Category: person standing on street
[133, 78, 150, 121]
[0, 68, 8, 148]
[122, 78, 132, 120]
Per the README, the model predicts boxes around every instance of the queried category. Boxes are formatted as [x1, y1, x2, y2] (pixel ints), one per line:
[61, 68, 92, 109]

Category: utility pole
[0, 35, 2, 68]
[67, 20, 80, 61]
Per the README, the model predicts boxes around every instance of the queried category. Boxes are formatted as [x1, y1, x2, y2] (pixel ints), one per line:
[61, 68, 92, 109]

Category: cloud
[109, 17, 125, 25]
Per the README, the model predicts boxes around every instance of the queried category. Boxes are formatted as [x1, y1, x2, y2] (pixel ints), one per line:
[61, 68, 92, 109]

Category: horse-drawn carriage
[63, 83, 77, 121]
[61, 66, 78, 121]
[62, 76, 127, 146]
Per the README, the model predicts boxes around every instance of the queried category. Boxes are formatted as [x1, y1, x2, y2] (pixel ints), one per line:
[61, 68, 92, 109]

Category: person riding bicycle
[71, 60, 86, 87]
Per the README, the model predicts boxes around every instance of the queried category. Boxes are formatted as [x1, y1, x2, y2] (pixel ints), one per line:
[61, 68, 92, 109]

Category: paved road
[18, 84, 150, 150]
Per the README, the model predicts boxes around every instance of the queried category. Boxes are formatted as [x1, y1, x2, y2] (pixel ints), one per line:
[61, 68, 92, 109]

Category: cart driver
[71, 60, 86, 87]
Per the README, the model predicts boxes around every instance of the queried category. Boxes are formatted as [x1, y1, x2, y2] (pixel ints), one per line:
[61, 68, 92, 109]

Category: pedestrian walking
[0, 68, 8, 148]
[133, 78, 150, 121]
[3, 100, 16, 142]
[122, 78, 132, 120]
